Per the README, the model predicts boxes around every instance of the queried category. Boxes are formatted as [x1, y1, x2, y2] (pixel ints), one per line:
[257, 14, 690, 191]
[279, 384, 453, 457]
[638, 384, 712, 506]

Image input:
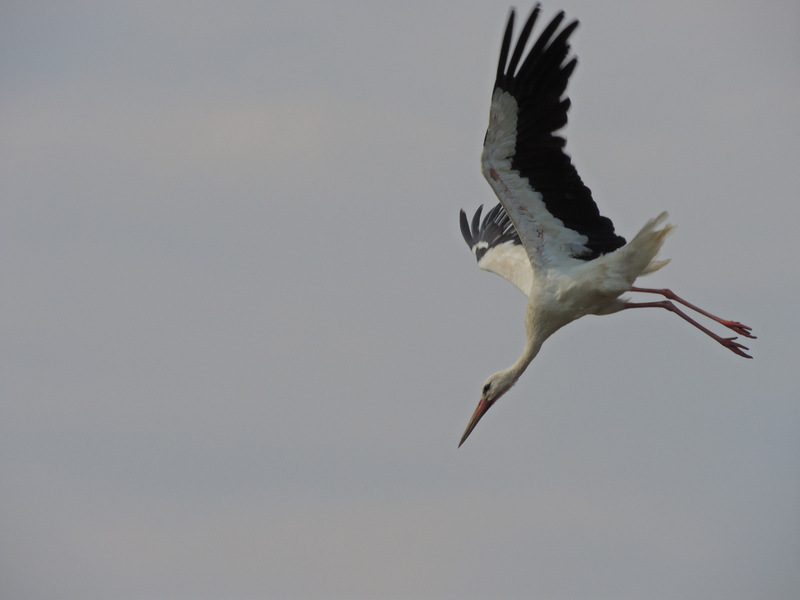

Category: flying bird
[458, 4, 755, 447]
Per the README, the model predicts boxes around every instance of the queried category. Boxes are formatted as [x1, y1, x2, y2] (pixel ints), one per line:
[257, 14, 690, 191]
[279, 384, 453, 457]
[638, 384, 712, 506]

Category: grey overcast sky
[2, 1, 799, 599]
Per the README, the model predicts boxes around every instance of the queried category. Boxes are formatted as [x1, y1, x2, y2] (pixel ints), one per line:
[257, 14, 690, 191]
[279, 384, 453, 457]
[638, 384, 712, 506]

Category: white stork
[458, 5, 755, 446]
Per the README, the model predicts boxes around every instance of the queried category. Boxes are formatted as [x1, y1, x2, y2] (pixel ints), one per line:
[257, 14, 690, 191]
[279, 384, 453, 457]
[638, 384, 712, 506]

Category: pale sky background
[2, 1, 799, 599]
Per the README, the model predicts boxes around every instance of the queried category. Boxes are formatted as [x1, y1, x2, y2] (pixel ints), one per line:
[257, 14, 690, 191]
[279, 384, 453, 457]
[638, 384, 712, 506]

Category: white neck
[495, 330, 545, 395]
[496, 303, 560, 393]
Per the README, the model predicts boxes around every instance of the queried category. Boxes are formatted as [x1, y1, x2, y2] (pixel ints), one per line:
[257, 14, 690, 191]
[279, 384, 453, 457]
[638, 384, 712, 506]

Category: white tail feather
[621, 212, 674, 279]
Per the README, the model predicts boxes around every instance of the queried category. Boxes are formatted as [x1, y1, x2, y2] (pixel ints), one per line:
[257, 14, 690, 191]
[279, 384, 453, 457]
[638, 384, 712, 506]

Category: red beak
[458, 397, 492, 447]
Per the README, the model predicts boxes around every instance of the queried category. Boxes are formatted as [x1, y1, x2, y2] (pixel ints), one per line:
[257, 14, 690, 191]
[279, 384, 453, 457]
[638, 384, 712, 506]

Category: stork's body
[458, 5, 754, 446]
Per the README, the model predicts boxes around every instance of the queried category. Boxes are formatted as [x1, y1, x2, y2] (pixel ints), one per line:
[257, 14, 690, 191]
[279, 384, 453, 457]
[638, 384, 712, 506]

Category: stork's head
[458, 370, 516, 447]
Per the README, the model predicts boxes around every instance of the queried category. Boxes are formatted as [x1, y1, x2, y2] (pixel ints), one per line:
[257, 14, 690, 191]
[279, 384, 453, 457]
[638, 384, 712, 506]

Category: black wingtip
[459, 203, 522, 262]
[470, 205, 484, 241]
[459, 209, 472, 248]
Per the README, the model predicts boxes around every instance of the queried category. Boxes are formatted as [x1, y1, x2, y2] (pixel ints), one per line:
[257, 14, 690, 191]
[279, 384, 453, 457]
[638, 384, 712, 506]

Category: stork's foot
[719, 336, 752, 359]
[719, 320, 756, 339]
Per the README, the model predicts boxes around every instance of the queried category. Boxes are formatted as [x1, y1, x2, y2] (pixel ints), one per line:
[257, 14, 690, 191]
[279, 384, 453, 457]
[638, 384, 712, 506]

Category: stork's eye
[482, 382, 492, 395]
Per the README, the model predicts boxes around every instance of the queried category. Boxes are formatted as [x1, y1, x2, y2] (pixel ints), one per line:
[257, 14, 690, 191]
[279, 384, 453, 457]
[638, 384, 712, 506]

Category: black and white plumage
[457, 5, 755, 447]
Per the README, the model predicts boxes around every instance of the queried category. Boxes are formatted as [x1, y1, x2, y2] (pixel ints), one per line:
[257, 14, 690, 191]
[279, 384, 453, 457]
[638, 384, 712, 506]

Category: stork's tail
[619, 211, 675, 280]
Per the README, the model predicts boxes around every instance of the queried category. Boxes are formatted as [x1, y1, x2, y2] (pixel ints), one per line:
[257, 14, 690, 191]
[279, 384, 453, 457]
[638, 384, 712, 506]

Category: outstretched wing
[460, 203, 532, 296]
[481, 5, 625, 272]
